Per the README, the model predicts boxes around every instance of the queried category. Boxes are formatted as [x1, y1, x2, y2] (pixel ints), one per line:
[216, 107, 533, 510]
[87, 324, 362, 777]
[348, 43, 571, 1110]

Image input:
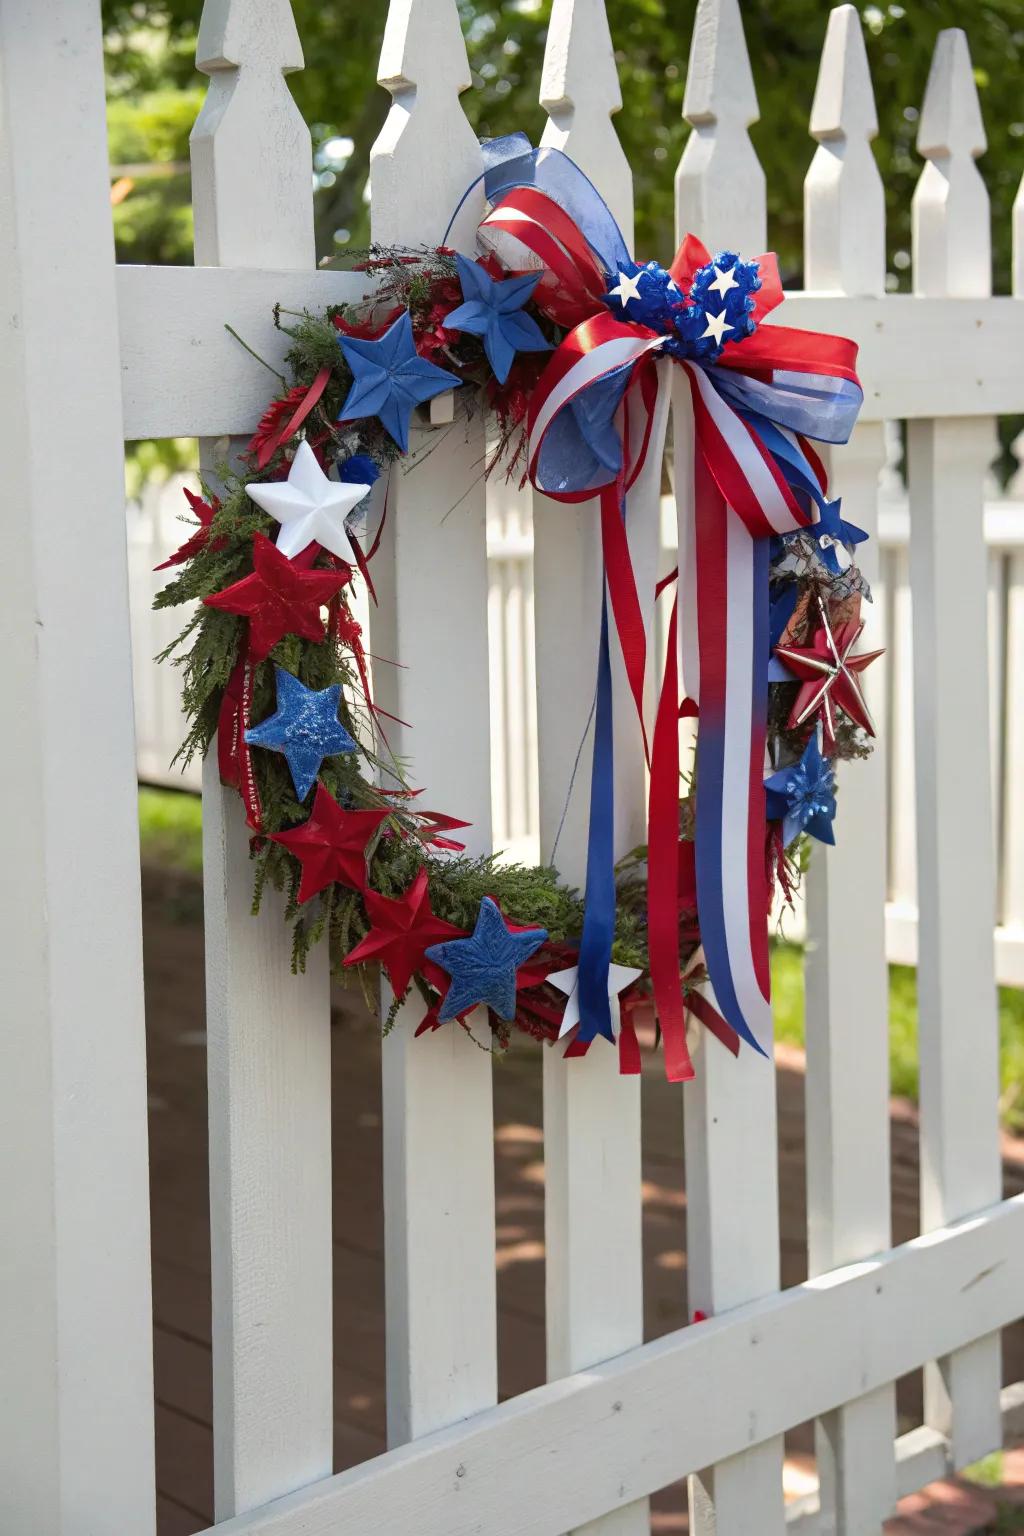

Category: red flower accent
[246, 385, 310, 465]
[155, 486, 223, 570]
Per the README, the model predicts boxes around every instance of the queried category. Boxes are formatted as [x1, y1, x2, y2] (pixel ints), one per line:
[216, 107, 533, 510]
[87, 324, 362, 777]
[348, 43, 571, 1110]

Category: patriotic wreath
[158, 135, 877, 1080]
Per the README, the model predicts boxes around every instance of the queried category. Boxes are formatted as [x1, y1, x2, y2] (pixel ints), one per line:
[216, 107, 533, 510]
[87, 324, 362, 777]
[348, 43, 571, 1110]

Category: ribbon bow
[462, 135, 862, 1077]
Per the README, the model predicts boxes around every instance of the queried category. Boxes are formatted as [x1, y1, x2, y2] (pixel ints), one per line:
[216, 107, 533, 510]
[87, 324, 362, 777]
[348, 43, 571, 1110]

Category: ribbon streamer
[474, 136, 862, 1067]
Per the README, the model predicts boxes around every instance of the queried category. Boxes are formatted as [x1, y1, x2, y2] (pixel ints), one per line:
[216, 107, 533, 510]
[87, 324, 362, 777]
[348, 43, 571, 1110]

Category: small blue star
[425, 896, 547, 1022]
[445, 255, 551, 384]
[765, 732, 836, 848]
[806, 496, 867, 573]
[245, 665, 357, 801]
[337, 309, 462, 453]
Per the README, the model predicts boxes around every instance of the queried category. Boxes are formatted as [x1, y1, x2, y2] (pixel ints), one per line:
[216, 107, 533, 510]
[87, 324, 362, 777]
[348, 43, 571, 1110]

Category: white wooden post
[0, 2, 155, 1531]
[675, 4, 785, 1531]
[802, 12, 896, 1529]
[908, 28, 1003, 1467]
[535, 4, 648, 1532]
[370, 0, 498, 1447]
[1006, 213, 1024, 956]
[191, 2, 334, 1517]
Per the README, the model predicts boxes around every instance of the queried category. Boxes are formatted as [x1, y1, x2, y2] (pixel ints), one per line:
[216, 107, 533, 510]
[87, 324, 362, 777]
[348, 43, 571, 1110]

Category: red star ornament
[343, 866, 466, 998]
[774, 599, 883, 754]
[270, 786, 390, 904]
[204, 532, 347, 662]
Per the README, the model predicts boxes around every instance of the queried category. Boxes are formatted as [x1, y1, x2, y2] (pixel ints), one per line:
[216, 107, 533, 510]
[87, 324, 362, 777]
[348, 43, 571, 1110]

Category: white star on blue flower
[444, 254, 551, 385]
[336, 309, 462, 453]
[245, 665, 357, 801]
[424, 896, 547, 1022]
[764, 731, 836, 848]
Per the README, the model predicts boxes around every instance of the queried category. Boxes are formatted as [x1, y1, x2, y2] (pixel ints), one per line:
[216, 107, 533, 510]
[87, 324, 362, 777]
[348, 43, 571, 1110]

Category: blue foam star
[808, 496, 868, 573]
[764, 732, 836, 848]
[445, 255, 551, 384]
[245, 665, 357, 801]
[425, 896, 547, 1023]
[336, 309, 462, 453]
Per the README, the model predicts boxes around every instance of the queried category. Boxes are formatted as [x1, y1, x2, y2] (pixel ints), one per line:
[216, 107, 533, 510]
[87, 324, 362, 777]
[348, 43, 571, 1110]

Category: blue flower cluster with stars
[602, 250, 761, 364]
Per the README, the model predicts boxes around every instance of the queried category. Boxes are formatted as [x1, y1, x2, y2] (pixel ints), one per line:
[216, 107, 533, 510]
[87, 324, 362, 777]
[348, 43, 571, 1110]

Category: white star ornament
[246, 440, 374, 561]
[707, 264, 739, 299]
[700, 307, 734, 346]
[548, 962, 644, 1040]
[608, 269, 644, 307]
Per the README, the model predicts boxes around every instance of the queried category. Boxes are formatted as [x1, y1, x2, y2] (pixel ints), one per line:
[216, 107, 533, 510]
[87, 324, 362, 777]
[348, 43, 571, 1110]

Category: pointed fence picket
[907, 29, 1003, 1466]
[368, 0, 499, 1450]
[4, 3, 1024, 1535]
[801, 10, 897, 1532]
[675, 3, 786, 1531]
[533, 5, 648, 1534]
[0, 3, 155, 1531]
[190, 1, 335, 1518]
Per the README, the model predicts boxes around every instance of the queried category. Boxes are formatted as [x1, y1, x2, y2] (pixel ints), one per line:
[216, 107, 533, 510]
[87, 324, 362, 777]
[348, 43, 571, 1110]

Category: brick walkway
[142, 868, 1024, 1534]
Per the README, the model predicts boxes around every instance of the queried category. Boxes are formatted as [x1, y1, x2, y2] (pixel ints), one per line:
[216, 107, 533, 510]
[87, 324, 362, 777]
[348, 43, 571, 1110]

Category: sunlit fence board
[0, 3, 155, 1530]
[190, 0, 334, 1516]
[675, 3, 785, 1530]
[368, 0, 499, 1451]
[907, 27, 1003, 1467]
[801, 8, 896, 1529]
[197, 1196, 1024, 1536]
[534, 6, 647, 1535]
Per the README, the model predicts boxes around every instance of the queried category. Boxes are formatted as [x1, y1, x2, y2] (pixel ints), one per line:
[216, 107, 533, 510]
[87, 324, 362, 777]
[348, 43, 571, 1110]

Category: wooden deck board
[141, 867, 1024, 1533]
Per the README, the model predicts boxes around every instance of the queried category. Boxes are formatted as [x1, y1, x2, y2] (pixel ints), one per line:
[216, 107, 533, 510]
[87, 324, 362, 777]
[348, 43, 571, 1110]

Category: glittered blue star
[806, 496, 868, 573]
[445, 255, 551, 384]
[336, 309, 462, 453]
[244, 665, 357, 801]
[764, 731, 836, 848]
[425, 896, 547, 1023]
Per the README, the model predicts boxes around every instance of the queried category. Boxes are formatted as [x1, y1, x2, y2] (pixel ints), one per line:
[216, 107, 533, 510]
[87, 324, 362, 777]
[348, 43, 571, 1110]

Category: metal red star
[774, 598, 883, 754]
[204, 532, 347, 661]
[270, 786, 390, 903]
[343, 866, 467, 999]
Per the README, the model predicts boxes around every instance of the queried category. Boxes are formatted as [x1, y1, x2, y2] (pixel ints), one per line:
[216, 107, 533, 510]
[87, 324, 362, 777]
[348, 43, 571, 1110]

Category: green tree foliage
[104, 1, 1024, 291]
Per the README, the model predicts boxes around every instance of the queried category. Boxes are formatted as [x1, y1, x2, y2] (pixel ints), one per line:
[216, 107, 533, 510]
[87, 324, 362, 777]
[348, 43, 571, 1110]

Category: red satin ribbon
[218, 657, 263, 832]
[254, 364, 332, 470]
[648, 590, 693, 1081]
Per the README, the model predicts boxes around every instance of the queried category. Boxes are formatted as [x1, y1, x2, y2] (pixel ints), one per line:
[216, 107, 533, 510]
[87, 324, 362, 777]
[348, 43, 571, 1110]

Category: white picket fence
[4, 5, 1024, 1536]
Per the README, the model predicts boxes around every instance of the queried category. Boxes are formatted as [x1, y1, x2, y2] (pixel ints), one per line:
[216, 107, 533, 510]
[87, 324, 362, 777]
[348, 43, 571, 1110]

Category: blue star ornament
[764, 732, 837, 848]
[445, 255, 551, 384]
[336, 309, 462, 453]
[244, 666, 357, 801]
[425, 896, 547, 1023]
